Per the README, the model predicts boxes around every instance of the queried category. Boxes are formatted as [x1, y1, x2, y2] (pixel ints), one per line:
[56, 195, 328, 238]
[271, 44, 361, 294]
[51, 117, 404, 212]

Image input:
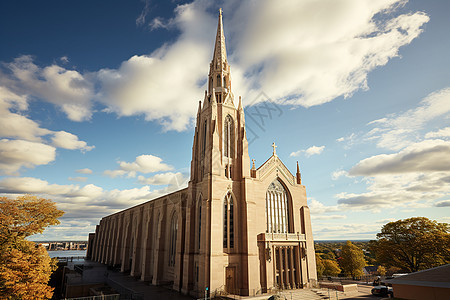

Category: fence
[66, 295, 120, 300]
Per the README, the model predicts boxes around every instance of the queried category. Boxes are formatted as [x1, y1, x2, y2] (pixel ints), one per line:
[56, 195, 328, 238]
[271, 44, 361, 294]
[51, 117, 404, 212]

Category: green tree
[323, 259, 341, 276]
[316, 253, 325, 277]
[370, 217, 450, 273]
[340, 241, 365, 278]
[0, 195, 64, 299]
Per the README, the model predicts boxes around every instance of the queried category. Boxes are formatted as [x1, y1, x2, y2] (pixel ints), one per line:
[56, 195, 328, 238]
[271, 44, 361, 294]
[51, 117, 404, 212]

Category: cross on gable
[272, 142, 277, 155]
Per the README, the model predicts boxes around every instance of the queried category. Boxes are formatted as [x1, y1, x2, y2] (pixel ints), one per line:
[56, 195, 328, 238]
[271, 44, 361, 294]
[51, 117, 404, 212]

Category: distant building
[88, 9, 317, 298]
[387, 264, 450, 300]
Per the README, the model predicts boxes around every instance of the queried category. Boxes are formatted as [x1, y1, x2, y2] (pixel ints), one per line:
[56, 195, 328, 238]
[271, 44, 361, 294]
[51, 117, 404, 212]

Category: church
[87, 9, 317, 298]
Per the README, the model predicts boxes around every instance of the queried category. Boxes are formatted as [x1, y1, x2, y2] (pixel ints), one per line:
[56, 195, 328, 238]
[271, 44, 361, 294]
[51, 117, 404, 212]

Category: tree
[316, 253, 325, 277]
[0, 195, 64, 299]
[369, 217, 450, 273]
[323, 259, 341, 276]
[340, 241, 365, 278]
[377, 265, 386, 276]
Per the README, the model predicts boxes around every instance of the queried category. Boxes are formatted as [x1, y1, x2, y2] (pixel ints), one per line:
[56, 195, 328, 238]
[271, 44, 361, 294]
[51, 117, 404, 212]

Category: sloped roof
[387, 264, 450, 288]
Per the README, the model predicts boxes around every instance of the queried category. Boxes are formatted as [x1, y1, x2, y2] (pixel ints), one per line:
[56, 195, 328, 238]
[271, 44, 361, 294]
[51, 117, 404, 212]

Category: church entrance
[225, 266, 236, 294]
[274, 245, 301, 289]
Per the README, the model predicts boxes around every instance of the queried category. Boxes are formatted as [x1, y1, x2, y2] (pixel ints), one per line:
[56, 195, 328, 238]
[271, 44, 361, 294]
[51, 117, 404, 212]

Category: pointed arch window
[169, 212, 178, 266]
[224, 115, 234, 158]
[266, 179, 290, 233]
[216, 74, 221, 87]
[223, 193, 234, 249]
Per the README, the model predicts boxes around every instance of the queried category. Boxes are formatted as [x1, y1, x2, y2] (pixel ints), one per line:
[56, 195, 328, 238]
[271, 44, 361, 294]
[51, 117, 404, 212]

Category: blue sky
[1, 0, 449, 241]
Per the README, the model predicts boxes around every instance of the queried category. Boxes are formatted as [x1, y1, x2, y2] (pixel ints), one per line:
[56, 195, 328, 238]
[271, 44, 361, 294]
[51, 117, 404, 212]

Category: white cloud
[51, 131, 94, 152]
[290, 145, 325, 157]
[308, 198, 341, 215]
[0, 139, 56, 175]
[229, 0, 429, 108]
[137, 172, 189, 190]
[332, 170, 348, 180]
[425, 127, 450, 139]
[311, 214, 347, 220]
[5, 55, 94, 121]
[68, 177, 87, 182]
[76, 168, 93, 174]
[0, 87, 94, 174]
[104, 154, 173, 178]
[435, 200, 450, 207]
[366, 87, 450, 150]
[349, 139, 450, 176]
[0, 1, 429, 132]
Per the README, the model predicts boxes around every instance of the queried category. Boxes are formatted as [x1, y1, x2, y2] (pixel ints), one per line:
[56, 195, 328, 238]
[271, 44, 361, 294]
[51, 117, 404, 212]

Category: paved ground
[69, 261, 391, 300]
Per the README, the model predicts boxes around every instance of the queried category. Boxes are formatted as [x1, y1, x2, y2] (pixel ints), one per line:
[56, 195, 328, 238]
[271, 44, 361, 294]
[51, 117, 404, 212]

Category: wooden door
[225, 266, 236, 294]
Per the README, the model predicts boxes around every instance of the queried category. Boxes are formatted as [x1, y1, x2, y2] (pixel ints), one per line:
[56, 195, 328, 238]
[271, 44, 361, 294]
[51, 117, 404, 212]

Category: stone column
[277, 247, 284, 289]
[289, 246, 295, 288]
[295, 245, 302, 288]
[283, 247, 289, 289]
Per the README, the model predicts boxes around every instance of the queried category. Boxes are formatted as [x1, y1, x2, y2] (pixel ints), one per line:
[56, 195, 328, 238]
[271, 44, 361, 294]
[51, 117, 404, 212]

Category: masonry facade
[88, 10, 317, 297]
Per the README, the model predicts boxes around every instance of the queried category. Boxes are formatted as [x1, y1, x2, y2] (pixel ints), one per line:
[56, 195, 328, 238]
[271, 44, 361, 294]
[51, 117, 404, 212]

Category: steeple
[208, 8, 232, 103]
[212, 8, 227, 67]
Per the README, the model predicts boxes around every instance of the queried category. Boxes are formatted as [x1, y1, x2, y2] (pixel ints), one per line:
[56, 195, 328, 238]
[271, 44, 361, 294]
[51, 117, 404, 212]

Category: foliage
[0, 195, 64, 299]
[316, 254, 325, 277]
[339, 241, 365, 278]
[323, 259, 341, 276]
[369, 217, 450, 273]
[377, 265, 386, 276]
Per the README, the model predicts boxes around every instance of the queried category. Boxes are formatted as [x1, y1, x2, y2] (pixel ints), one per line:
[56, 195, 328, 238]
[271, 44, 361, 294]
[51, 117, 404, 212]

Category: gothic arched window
[224, 115, 234, 158]
[223, 193, 234, 249]
[169, 212, 178, 266]
[216, 74, 221, 87]
[266, 179, 290, 233]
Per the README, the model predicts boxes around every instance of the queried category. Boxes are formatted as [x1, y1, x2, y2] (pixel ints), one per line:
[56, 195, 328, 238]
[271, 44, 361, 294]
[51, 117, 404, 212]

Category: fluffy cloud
[366, 87, 450, 150]
[425, 127, 450, 139]
[332, 170, 348, 180]
[0, 139, 56, 175]
[68, 177, 88, 182]
[350, 140, 450, 176]
[76, 168, 93, 174]
[52, 131, 94, 152]
[290, 145, 325, 157]
[138, 171, 188, 186]
[5, 55, 94, 121]
[0, 87, 94, 174]
[104, 154, 173, 178]
[0, 0, 429, 132]
[228, 0, 429, 108]
[308, 198, 341, 215]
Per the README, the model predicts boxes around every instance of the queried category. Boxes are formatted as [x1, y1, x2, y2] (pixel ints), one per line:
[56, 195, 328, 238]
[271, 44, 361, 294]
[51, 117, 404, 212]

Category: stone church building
[87, 10, 317, 298]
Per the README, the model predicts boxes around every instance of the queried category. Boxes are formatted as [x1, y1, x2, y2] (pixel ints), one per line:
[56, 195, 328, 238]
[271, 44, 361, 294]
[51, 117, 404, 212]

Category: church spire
[208, 9, 231, 99]
[212, 8, 227, 66]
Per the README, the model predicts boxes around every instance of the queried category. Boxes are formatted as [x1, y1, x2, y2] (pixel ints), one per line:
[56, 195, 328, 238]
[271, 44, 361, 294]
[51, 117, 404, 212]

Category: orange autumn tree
[0, 195, 64, 300]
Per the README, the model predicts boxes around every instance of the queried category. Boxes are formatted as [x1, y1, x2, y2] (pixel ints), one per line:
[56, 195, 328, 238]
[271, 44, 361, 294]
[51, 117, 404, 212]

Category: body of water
[47, 250, 87, 258]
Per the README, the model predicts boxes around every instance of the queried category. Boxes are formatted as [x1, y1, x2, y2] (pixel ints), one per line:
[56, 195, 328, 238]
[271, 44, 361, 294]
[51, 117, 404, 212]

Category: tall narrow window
[266, 179, 290, 233]
[202, 120, 207, 158]
[223, 198, 228, 248]
[223, 193, 235, 249]
[217, 74, 221, 87]
[224, 115, 234, 158]
[198, 200, 202, 250]
[169, 213, 178, 266]
[229, 197, 234, 248]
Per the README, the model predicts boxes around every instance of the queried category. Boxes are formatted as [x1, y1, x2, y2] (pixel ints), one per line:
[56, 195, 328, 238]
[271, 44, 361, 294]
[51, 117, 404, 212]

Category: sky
[0, 0, 449, 241]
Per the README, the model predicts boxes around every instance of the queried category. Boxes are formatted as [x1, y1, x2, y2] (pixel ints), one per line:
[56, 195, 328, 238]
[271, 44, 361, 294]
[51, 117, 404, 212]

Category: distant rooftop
[387, 264, 450, 289]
